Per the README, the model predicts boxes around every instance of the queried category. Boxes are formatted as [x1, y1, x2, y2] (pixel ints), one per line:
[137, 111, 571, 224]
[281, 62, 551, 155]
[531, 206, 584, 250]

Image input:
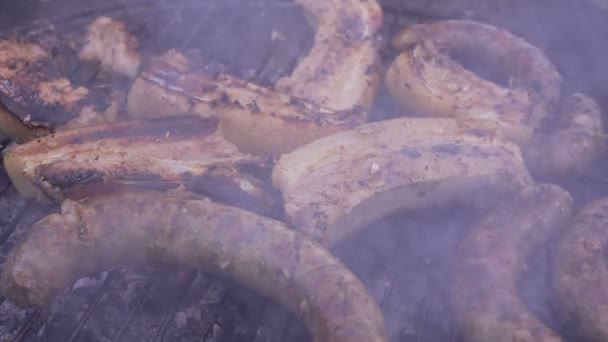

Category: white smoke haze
[0, 0, 607, 341]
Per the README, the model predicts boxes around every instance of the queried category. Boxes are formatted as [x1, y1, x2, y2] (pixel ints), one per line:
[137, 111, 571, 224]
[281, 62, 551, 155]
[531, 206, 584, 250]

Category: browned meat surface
[78, 16, 141, 78]
[385, 20, 562, 146]
[127, 50, 365, 156]
[0, 35, 120, 139]
[272, 117, 533, 246]
[453, 184, 573, 342]
[525, 93, 605, 180]
[275, 0, 384, 112]
[554, 197, 608, 342]
[0, 190, 388, 342]
[3, 116, 279, 217]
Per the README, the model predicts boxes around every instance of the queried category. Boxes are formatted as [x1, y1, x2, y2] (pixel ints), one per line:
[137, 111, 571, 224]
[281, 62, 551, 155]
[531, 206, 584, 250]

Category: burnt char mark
[466, 128, 495, 138]
[432, 144, 461, 155]
[63, 181, 175, 201]
[0, 44, 92, 127]
[186, 171, 279, 219]
[337, 11, 367, 45]
[68, 116, 219, 144]
[401, 147, 423, 159]
[0, 81, 73, 127]
[38, 167, 105, 188]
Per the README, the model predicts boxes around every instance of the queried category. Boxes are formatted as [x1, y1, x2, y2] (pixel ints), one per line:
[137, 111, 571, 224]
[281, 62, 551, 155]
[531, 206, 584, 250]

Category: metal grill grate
[0, 1, 608, 341]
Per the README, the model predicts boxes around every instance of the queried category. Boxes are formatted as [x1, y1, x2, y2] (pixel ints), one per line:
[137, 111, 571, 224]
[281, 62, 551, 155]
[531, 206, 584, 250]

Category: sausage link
[554, 197, 608, 341]
[525, 93, 605, 179]
[454, 184, 573, 342]
[0, 191, 387, 342]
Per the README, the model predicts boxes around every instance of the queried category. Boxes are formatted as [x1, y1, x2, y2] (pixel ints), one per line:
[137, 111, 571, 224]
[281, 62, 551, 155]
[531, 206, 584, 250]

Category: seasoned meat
[275, 0, 384, 112]
[3, 116, 278, 217]
[454, 184, 573, 342]
[0, 191, 388, 342]
[272, 117, 533, 246]
[385, 20, 562, 146]
[554, 197, 608, 342]
[78, 16, 141, 78]
[127, 50, 365, 155]
[525, 93, 605, 179]
[0, 36, 119, 140]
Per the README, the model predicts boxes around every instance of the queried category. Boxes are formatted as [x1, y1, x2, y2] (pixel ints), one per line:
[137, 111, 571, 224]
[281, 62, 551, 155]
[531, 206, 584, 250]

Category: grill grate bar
[176, 14, 208, 51]
[152, 270, 198, 342]
[67, 272, 116, 342]
[155, 10, 183, 48]
[110, 275, 156, 342]
[416, 260, 433, 342]
[0, 201, 31, 247]
[196, 282, 227, 341]
[380, 277, 395, 312]
[278, 316, 297, 341]
[252, 39, 281, 82]
[203, 11, 245, 75]
[6, 1, 298, 35]
[15, 309, 42, 342]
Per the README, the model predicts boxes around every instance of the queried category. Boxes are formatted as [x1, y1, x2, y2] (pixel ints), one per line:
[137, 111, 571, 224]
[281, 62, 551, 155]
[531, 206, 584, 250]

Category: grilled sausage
[524, 93, 605, 179]
[274, 0, 384, 112]
[453, 184, 573, 342]
[3, 116, 279, 217]
[127, 50, 365, 155]
[385, 20, 562, 146]
[0, 191, 388, 342]
[272, 117, 533, 246]
[554, 197, 608, 341]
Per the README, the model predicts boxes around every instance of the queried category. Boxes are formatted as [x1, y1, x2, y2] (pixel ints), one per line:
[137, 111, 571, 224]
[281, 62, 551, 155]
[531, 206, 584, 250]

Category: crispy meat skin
[275, 0, 384, 112]
[0, 37, 118, 134]
[272, 117, 534, 246]
[454, 184, 573, 342]
[554, 197, 608, 341]
[3, 116, 278, 217]
[0, 191, 388, 342]
[525, 93, 605, 179]
[127, 50, 365, 155]
[385, 20, 562, 146]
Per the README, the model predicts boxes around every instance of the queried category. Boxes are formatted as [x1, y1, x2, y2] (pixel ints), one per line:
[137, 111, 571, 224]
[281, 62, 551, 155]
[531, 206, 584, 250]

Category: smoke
[1, 0, 608, 340]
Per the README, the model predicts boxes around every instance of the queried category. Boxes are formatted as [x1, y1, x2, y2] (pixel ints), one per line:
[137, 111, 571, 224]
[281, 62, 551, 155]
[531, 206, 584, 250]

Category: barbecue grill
[1, 0, 608, 341]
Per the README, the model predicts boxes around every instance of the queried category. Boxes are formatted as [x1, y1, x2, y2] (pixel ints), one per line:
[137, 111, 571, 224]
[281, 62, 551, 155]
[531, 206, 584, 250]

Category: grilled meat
[0, 190, 388, 342]
[385, 20, 562, 146]
[454, 184, 573, 342]
[274, 0, 384, 112]
[524, 93, 605, 180]
[127, 50, 365, 155]
[0, 102, 49, 143]
[3, 116, 279, 217]
[554, 197, 608, 342]
[78, 16, 141, 78]
[272, 117, 533, 246]
[0, 33, 121, 141]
